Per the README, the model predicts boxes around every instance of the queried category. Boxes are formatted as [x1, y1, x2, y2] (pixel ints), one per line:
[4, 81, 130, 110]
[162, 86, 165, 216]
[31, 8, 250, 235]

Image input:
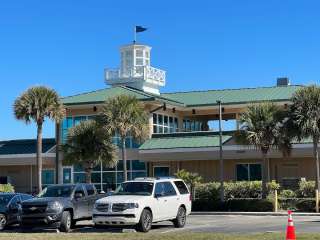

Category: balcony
[105, 66, 166, 86]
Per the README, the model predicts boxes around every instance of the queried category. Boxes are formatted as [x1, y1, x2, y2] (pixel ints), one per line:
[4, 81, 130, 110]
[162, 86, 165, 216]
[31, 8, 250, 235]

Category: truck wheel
[0, 214, 6, 230]
[59, 211, 72, 232]
[136, 209, 152, 232]
[173, 206, 186, 228]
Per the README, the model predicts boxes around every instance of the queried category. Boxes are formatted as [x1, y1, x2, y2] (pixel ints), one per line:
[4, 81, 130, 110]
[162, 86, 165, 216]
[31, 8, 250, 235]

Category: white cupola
[105, 43, 166, 95]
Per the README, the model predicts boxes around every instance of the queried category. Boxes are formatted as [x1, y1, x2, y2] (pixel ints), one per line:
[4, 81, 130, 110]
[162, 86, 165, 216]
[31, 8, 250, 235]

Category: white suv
[92, 177, 191, 232]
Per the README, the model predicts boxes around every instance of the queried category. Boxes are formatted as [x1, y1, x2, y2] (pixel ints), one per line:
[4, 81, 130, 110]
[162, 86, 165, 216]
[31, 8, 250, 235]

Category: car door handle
[164, 199, 167, 202]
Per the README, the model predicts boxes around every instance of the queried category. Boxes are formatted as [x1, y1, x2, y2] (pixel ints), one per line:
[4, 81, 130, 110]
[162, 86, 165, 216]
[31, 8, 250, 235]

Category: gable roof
[62, 86, 184, 106]
[0, 139, 56, 155]
[62, 85, 303, 108]
[161, 85, 303, 107]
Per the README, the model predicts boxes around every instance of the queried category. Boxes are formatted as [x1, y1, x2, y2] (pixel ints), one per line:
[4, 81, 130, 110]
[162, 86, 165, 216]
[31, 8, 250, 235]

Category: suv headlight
[47, 201, 63, 212]
[125, 203, 139, 209]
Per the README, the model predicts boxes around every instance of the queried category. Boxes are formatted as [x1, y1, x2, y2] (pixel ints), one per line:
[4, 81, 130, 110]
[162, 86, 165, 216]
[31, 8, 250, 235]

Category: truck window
[85, 184, 95, 196]
[74, 185, 86, 198]
[174, 181, 189, 194]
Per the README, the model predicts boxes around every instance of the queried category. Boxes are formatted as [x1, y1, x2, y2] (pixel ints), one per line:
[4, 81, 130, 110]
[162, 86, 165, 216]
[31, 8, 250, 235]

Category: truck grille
[22, 204, 47, 214]
[96, 203, 109, 212]
[112, 203, 127, 212]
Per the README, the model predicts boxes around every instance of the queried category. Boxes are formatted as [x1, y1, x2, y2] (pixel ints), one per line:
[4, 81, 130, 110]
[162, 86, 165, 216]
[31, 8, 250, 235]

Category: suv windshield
[0, 194, 13, 206]
[38, 185, 74, 198]
[114, 182, 154, 196]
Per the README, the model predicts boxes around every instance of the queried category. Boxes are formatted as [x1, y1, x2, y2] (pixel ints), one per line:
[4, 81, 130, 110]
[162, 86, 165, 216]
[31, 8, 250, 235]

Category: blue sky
[1, 0, 320, 140]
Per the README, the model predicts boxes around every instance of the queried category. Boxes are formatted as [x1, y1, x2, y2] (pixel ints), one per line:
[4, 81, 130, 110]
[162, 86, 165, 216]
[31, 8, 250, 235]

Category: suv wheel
[173, 206, 186, 228]
[59, 211, 72, 232]
[0, 214, 6, 230]
[136, 209, 152, 232]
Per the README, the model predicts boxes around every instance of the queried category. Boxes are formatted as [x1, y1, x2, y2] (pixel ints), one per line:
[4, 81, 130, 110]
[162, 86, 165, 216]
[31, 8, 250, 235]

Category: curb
[191, 211, 320, 216]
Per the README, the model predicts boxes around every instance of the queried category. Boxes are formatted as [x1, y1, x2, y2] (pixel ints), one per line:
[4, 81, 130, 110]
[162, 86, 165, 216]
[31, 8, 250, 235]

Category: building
[0, 139, 56, 193]
[3, 42, 316, 193]
[53, 41, 315, 192]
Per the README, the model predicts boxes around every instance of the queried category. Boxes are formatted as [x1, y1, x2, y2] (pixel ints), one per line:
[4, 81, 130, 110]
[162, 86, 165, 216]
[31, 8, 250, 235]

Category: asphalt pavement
[3, 214, 320, 234]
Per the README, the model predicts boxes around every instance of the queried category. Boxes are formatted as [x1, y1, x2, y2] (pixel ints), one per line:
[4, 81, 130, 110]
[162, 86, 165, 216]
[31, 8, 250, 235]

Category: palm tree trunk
[85, 166, 92, 183]
[313, 137, 320, 193]
[121, 138, 127, 182]
[37, 124, 43, 193]
[261, 152, 269, 199]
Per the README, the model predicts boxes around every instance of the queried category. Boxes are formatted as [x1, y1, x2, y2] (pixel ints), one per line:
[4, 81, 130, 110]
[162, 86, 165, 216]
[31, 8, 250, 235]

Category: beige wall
[148, 157, 317, 183]
[0, 164, 54, 193]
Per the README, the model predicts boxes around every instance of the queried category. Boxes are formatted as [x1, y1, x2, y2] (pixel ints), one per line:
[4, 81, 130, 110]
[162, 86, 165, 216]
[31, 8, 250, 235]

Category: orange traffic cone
[286, 210, 296, 240]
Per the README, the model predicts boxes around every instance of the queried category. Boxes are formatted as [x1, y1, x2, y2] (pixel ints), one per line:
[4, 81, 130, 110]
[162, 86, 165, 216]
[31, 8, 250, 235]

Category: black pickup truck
[20, 183, 105, 232]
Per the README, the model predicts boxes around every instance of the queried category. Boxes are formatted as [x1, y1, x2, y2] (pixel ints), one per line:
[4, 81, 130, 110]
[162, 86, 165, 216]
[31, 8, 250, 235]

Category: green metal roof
[139, 133, 232, 150]
[161, 85, 303, 107]
[62, 85, 303, 107]
[0, 139, 56, 155]
[62, 86, 184, 106]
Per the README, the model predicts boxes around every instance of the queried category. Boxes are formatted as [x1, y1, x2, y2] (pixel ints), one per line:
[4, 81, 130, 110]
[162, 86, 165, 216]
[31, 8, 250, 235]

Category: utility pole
[217, 100, 224, 202]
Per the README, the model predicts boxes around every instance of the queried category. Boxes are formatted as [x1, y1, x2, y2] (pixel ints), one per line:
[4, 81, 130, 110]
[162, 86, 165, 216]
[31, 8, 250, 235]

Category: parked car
[0, 193, 33, 230]
[20, 183, 105, 232]
[93, 177, 191, 232]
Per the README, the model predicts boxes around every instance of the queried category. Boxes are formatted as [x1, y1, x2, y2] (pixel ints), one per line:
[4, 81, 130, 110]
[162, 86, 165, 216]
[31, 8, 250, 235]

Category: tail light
[189, 194, 192, 201]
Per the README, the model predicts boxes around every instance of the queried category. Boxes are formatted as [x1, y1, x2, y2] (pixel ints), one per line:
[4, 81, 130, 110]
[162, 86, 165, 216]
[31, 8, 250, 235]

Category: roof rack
[134, 176, 177, 181]
[155, 176, 177, 180]
[134, 177, 156, 181]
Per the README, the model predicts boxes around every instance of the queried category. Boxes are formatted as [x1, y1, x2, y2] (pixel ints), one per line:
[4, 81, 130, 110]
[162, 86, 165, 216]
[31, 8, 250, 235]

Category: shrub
[225, 199, 273, 212]
[297, 180, 315, 198]
[296, 199, 315, 212]
[193, 182, 222, 211]
[224, 181, 262, 199]
[279, 189, 296, 199]
[0, 184, 14, 193]
[267, 180, 280, 193]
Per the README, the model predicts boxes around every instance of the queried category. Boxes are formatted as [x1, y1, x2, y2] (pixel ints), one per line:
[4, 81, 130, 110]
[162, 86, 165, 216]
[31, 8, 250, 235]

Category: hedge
[193, 180, 317, 212]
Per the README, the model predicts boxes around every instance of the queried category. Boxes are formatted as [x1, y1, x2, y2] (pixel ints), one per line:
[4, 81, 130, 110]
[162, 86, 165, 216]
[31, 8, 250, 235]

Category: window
[154, 166, 169, 177]
[174, 181, 189, 194]
[85, 184, 95, 196]
[63, 168, 72, 184]
[163, 182, 177, 196]
[136, 50, 143, 57]
[21, 194, 32, 201]
[136, 58, 143, 65]
[153, 113, 178, 133]
[42, 170, 54, 185]
[236, 163, 262, 181]
[154, 182, 176, 197]
[74, 185, 85, 198]
[73, 160, 147, 191]
[10, 196, 21, 206]
[183, 119, 203, 132]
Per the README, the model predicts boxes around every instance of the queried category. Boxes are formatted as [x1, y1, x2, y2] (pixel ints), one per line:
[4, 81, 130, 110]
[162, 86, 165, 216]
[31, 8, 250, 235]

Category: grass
[0, 233, 320, 240]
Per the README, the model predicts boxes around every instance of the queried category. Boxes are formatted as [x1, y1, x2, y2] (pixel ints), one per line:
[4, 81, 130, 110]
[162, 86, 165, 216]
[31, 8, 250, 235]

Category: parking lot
[3, 214, 320, 234]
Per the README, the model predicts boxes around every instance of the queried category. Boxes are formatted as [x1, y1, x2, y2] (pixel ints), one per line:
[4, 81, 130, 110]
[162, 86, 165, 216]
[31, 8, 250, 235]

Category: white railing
[105, 66, 166, 86]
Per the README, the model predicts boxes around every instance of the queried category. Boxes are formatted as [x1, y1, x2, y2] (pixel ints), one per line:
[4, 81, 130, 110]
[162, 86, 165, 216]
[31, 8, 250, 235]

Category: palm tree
[100, 95, 149, 182]
[235, 102, 292, 198]
[14, 86, 65, 193]
[63, 120, 117, 183]
[291, 85, 320, 193]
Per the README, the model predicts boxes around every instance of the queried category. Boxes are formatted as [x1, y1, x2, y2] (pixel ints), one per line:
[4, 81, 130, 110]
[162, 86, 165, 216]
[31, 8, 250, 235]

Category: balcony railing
[105, 66, 166, 86]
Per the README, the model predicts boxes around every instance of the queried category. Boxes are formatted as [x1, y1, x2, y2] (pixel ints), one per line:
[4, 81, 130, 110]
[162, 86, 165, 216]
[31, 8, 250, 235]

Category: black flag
[135, 26, 147, 33]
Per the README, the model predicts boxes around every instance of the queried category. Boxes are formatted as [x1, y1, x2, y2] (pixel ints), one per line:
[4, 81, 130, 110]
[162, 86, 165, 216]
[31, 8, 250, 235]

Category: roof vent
[277, 77, 290, 87]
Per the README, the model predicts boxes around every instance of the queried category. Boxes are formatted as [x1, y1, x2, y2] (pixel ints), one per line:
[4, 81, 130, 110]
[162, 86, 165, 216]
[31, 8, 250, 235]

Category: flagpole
[133, 26, 136, 43]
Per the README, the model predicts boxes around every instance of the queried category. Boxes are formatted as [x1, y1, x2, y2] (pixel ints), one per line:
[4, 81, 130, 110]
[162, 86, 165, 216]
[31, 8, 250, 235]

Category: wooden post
[316, 189, 319, 213]
[274, 189, 278, 212]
